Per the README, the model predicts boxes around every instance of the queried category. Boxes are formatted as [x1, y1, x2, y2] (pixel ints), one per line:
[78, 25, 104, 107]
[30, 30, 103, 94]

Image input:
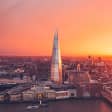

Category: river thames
[0, 99, 112, 112]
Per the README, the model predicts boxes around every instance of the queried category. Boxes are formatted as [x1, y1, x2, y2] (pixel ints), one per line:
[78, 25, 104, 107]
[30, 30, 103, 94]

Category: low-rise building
[68, 89, 77, 98]
[45, 90, 56, 100]
[56, 91, 70, 99]
[22, 90, 35, 101]
[10, 93, 22, 102]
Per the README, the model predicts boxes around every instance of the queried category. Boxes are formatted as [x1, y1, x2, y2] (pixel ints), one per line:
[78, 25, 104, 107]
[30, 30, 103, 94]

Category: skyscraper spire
[51, 31, 62, 84]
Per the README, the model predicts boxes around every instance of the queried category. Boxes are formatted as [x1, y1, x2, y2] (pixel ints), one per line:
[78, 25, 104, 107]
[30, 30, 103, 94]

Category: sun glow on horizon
[0, 0, 112, 57]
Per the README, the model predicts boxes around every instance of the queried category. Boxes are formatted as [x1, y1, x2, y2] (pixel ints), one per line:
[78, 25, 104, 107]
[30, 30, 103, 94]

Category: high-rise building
[51, 31, 62, 84]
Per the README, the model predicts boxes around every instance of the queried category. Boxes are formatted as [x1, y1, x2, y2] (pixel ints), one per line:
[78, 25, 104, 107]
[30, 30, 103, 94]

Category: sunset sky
[0, 0, 112, 56]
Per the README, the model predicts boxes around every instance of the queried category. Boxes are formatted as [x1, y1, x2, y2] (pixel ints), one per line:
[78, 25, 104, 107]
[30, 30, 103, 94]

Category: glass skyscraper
[51, 31, 62, 84]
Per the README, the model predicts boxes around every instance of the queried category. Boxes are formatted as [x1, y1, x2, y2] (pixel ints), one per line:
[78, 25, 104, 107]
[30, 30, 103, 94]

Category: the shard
[51, 31, 62, 84]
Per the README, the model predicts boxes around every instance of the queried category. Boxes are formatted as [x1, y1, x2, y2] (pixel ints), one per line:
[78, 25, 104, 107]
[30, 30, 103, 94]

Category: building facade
[51, 31, 62, 84]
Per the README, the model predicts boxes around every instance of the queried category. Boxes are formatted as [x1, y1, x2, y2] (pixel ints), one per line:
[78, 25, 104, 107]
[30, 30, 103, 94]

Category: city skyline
[0, 0, 112, 56]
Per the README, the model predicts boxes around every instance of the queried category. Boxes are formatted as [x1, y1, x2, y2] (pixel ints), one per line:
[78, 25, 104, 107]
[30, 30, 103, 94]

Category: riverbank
[0, 97, 102, 104]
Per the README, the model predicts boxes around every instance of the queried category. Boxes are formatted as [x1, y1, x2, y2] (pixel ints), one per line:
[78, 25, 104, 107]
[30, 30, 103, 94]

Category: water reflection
[0, 99, 112, 112]
[99, 101, 112, 112]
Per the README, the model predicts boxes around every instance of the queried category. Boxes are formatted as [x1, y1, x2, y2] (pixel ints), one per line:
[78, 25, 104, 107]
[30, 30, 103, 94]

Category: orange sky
[0, 0, 112, 56]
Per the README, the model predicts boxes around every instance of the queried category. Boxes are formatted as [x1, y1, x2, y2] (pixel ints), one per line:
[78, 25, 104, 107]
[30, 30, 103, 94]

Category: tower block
[51, 31, 62, 84]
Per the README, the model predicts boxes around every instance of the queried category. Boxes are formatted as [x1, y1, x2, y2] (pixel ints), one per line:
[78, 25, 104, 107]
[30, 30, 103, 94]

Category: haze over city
[0, 0, 112, 56]
[1, 1, 112, 112]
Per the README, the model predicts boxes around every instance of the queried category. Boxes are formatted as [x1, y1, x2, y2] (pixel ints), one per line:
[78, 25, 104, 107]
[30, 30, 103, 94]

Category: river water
[0, 99, 112, 112]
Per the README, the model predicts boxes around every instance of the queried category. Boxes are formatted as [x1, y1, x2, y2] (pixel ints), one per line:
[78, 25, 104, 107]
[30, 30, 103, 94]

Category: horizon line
[0, 55, 112, 58]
